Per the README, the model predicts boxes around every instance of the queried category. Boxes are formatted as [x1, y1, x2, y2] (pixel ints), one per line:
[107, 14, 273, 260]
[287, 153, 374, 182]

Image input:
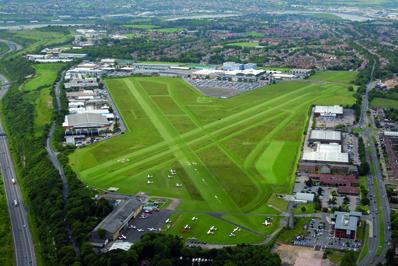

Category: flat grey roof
[310, 130, 342, 141]
[302, 143, 349, 163]
[314, 105, 343, 115]
[94, 198, 143, 235]
[63, 113, 109, 128]
[334, 211, 362, 231]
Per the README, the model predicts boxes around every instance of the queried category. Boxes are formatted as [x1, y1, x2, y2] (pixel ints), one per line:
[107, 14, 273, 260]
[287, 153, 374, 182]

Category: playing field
[225, 42, 262, 48]
[69, 72, 355, 243]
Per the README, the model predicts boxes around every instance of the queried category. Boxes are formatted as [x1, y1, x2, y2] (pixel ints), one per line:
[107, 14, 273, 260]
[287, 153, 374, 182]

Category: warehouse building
[332, 211, 362, 239]
[91, 198, 143, 242]
[294, 192, 314, 203]
[63, 113, 111, 136]
[309, 129, 342, 144]
[302, 143, 349, 164]
[314, 105, 344, 118]
[299, 162, 358, 176]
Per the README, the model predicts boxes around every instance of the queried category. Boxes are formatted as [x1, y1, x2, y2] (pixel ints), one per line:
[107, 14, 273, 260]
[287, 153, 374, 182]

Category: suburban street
[0, 39, 37, 266]
[358, 75, 392, 265]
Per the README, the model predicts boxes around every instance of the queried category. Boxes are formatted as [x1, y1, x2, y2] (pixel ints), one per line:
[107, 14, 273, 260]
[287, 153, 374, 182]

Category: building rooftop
[384, 131, 398, 137]
[109, 241, 133, 251]
[63, 113, 109, 128]
[314, 105, 343, 116]
[295, 192, 314, 202]
[334, 211, 362, 232]
[302, 143, 349, 163]
[338, 186, 359, 195]
[94, 198, 143, 236]
[310, 130, 342, 142]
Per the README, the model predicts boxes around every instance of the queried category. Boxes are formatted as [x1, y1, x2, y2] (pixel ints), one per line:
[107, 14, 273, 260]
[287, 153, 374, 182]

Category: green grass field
[0, 42, 8, 55]
[371, 97, 398, 110]
[246, 31, 265, 38]
[21, 63, 63, 135]
[24, 63, 63, 91]
[123, 24, 160, 29]
[225, 42, 263, 48]
[309, 71, 357, 84]
[152, 28, 186, 33]
[70, 71, 355, 243]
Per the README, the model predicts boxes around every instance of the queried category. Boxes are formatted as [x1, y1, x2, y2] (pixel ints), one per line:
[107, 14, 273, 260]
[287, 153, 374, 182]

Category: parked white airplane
[192, 216, 198, 221]
[147, 180, 154, 184]
[137, 229, 144, 232]
[228, 233, 236, 237]
[263, 219, 271, 226]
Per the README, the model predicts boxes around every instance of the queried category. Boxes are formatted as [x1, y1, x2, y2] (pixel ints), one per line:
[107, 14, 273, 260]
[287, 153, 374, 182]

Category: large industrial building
[63, 113, 111, 136]
[314, 105, 344, 118]
[309, 129, 342, 144]
[302, 143, 349, 164]
[222, 62, 257, 71]
[91, 197, 143, 242]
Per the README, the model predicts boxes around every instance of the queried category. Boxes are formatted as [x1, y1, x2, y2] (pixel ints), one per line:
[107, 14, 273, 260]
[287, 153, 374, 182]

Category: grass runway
[69, 71, 355, 243]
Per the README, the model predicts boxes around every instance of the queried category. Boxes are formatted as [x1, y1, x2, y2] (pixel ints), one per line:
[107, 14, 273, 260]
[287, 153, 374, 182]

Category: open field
[309, 70, 357, 84]
[21, 63, 64, 135]
[152, 28, 186, 33]
[0, 42, 8, 55]
[70, 72, 355, 243]
[123, 24, 160, 29]
[24, 63, 63, 91]
[371, 97, 398, 110]
[225, 42, 263, 48]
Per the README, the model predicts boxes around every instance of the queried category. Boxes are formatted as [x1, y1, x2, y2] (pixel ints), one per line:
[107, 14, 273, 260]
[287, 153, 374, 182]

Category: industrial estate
[0, 1, 398, 266]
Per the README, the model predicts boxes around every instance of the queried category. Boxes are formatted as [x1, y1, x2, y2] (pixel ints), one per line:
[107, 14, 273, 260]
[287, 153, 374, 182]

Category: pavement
[0, 39, 37, 265]
[123, 210, 173, 243]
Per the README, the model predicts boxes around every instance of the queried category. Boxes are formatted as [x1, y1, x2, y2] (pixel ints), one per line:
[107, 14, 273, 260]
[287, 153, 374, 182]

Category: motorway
[0, 40, 37, 265]
[358, 77, 392, 265]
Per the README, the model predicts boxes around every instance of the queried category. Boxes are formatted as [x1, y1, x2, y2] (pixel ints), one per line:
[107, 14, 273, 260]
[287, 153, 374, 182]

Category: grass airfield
[69, 71, 355, 243]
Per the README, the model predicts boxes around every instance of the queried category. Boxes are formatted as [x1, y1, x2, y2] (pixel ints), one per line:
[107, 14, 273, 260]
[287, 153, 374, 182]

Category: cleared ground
[70, 72, 355, 243]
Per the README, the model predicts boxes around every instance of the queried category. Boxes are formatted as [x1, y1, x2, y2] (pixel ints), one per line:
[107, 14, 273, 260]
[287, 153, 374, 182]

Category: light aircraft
[228, 233, 236, 237]
[192, 216, 198, 221]
[137, 229, 144, 232]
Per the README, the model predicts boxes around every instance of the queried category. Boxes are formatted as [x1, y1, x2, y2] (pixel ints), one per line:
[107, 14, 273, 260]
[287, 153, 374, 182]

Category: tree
[359, 162, 370, 176]
[340, 251, 357, 266]
[305, 178, 313, 187]
[301, 206, 307, 213]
